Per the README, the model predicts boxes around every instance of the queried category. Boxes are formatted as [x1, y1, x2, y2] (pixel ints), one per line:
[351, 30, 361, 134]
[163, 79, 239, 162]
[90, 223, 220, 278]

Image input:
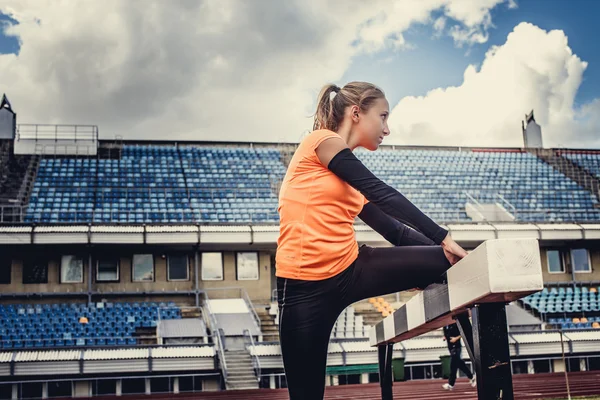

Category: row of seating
[355, 149, 600, 223]
[522, 286, 600, 315]
[331, 307, 368, 339]
[26, 145, 285, 223]
[0, 302, 182, 349]
[25, 146, 600, 224]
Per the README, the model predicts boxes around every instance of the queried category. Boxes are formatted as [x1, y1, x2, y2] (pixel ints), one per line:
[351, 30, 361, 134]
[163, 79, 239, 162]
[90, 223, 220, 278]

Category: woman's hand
[441, 234, 468, 266]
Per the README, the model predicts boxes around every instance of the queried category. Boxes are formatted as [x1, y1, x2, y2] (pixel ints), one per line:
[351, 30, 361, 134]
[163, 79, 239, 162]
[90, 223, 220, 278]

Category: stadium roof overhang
[0, 223, 599, 246]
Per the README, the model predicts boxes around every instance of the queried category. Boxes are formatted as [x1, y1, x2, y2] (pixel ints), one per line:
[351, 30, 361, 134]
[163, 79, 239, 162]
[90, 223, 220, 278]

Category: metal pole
[559, 330, 572, 400]
[472, 303, 514, 400]
[378, 343, 393, 400]
[87, 253, 93, 304]
[194, 249, 200, 307]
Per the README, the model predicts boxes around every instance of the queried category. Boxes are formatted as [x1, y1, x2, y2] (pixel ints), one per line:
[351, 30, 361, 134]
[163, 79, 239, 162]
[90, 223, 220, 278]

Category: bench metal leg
[456, 312, 475, 366]
[378, 343, 394, 400]
[472, 303, 514, 400]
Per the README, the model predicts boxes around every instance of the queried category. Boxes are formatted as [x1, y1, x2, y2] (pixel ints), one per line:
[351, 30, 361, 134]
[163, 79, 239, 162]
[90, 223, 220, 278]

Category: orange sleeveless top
[276, 129, 368, 281]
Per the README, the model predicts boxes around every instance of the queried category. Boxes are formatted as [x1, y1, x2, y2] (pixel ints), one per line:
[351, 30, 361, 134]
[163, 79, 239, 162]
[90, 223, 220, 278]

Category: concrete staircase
[256, 307, 278, 342]
[530, 148, 600, 204]
[223, 349, 259, 390]
[0, 141, 40, 222]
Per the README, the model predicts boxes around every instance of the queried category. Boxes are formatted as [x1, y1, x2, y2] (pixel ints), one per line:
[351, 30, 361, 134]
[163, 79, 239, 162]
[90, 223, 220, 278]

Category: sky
[0, 0, 598, 149]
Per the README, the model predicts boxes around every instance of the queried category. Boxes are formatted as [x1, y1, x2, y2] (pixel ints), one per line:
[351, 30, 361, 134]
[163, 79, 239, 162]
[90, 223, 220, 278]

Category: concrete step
[226, 356, 252, 362]
[227, 373, 257, 379]
[225, 352, 252, 359]
[262, 327, 278, 332]
[227, 365, 254, 370]
[226, 384, 259, 390]
[228, 377, 258, 383]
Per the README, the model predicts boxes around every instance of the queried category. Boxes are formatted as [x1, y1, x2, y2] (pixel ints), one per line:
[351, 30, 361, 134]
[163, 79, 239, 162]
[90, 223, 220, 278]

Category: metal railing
[243, 329, 262, 382]
[16, 124, 98, 142]
[5, 184, 600, 224]
[203, 287, 261, 331]
[4, 205, 600, 226]
[201, 294, 228, 383]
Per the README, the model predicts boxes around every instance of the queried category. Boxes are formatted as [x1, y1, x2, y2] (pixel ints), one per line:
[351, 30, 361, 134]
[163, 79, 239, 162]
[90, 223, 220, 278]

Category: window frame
[546, 249, 565, 274]
[167, 253, 190, 282]
[201, 252, 225, 281]
[96, 257, 120, 283]
[132, 253, 155, 283]
[22, 256, 48, 284]
[235, 251, 260, 281]
[60, 255, 85, 284]
[571, 248, 592, 274]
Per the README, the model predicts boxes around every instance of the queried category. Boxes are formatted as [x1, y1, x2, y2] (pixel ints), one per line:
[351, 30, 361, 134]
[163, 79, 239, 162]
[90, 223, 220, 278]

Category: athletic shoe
[442, 383, 454, 390]
[470, 376, 477, 387]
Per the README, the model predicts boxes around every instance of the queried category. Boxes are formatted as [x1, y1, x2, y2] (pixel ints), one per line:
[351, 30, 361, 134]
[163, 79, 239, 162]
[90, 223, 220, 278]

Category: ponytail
[312, 81, 385, 132]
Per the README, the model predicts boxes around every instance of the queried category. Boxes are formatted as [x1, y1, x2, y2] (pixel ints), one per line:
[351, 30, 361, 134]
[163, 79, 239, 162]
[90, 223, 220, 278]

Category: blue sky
[340, 0, 599, 110]
[0, 12, 18, 55]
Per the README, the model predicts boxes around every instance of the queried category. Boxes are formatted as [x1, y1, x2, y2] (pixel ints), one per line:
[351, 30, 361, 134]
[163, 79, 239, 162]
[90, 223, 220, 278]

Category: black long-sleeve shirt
[327, 148, 448, 245]
[443, 323, 462, 350]
[357, 202, 437, 246]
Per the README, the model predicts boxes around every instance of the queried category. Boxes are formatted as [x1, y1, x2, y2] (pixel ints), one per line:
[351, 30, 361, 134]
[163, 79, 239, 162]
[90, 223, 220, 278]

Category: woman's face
[356, 97, 390, 151]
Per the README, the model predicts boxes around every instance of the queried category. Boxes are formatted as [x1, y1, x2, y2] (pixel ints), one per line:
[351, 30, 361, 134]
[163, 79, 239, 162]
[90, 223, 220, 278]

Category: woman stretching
[276, 81, 468, 400]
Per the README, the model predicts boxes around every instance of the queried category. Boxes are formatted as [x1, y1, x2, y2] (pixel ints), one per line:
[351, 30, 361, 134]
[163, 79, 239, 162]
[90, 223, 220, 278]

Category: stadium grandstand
[1, 96, 600, 399]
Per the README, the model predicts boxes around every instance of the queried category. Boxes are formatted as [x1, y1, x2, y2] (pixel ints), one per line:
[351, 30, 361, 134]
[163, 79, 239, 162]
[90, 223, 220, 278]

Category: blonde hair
[313, 81, 385, 131]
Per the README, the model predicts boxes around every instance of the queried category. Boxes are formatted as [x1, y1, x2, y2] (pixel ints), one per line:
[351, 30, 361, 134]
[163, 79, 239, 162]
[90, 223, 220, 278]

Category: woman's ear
[351, 105, 360, 122]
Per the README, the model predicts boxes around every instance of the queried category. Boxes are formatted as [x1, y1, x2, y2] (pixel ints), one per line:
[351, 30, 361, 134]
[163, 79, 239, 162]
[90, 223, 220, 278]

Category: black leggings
[449, 347, 473, 386]
[276, 244, 452, 400]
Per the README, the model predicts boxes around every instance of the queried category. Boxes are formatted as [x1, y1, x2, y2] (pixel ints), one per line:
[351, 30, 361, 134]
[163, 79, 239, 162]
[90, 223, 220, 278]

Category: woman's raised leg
[340, 244, 452, 306]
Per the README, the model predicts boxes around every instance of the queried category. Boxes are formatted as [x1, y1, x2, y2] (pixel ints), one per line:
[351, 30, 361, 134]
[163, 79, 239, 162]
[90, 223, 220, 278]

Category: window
[0, 255, 10, 284]
[132, 254, 154, 282]
[61, 255, 84, 283]
[571, 249, 591, 273]
[201, 252, 224, 281]
[47, 381, 72, 398]
[547, 250, 564, 274]
[23, 257, 48, 284]
[96, 258, 119, 282]
[168, 254, 189, 281]
[121, 378, 146, 395]
[236, 252, 259, 281]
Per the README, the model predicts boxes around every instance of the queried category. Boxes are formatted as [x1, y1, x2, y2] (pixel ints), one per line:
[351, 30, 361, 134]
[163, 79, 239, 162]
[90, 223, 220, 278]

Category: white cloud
[0, 0, 512, 143]
[388, 22, 599, 149]
[433, 16, 447, 37]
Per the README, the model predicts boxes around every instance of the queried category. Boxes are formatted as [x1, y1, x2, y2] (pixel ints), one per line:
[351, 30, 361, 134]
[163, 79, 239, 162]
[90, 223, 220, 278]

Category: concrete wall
[1, 249, 274, 304]
[2, 243, 598, 309]
[198, 252, 272, 304]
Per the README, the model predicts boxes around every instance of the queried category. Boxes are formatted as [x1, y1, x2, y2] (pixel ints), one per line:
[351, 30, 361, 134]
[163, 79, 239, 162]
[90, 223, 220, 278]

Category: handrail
[241, 288, 261, 331]
[463, 191, 487, 221]
[16, 124, 98, 142]
[216, 328, 228, 383]
[496, 193, 516, 213]
[202, 294, 228, 383]
[3, 205, 600, 225]
[243, 328, 262, 382]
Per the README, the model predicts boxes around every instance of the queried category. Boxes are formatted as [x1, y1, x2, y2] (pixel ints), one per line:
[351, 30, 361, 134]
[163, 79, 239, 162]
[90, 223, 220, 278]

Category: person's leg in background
[277, 273, 349, 400]
[455, 352, 476, 386]
[448, 348, 461, 387]
[456, 355, 473, 380]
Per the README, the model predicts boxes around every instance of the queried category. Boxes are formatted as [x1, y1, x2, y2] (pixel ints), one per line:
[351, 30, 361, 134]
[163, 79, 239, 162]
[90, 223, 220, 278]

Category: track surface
[88, 372, 600, 400]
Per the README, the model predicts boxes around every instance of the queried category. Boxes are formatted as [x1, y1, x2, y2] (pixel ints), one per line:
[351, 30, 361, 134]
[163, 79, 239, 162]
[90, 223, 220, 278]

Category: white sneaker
[442, 383, 454, 390]
[470, 376, 477, 387]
